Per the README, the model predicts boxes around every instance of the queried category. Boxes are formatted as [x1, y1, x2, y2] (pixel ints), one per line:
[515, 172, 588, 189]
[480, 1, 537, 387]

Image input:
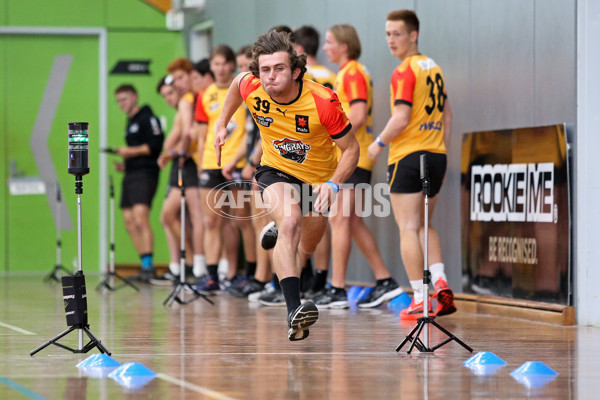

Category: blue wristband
[326, 180, 339, 193]
[376, 135, 386, 147]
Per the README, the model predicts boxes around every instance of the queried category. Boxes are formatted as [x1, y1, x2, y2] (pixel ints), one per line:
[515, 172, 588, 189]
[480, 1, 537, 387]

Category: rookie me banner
[460, 125, 570, 305]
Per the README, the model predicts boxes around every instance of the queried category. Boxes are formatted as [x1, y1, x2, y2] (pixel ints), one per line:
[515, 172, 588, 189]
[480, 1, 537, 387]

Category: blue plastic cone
[463, 351, 507, 366]
[388, 292, 412, 315]
[347, 286, 363, 301]
[356, 286, 373, 302]
[510, 361, 558, 376]
[109, 362, 157, 390]
[463, 352, 507, 376]
[77, 353, 121, 368]
[510, 361, 558, 389]
[511, 374, 558, 389]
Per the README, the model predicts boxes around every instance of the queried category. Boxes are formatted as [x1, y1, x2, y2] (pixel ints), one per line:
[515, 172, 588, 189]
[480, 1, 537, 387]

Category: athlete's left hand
[313, 183, 337, 214]
[368, 140, 383, 161]
[214, 125, 228, 167]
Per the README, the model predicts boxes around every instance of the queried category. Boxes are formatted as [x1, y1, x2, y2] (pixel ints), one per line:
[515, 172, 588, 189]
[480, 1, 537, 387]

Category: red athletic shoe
[433, 279, 457, 317]
[399, 298, 434, 320]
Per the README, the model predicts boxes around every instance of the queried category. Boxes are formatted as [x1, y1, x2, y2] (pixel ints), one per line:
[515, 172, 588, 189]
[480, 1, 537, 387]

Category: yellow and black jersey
[239, 73, 352, 185]
[334, 59, 374, 171]
[388, 54, 447, 165]
[195, 83, 247, 169]
[306, 64, 336, 90]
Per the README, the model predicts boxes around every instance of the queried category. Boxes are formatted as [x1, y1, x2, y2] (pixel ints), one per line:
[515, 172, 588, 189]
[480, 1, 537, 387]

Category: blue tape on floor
[0, 376, 48, 400]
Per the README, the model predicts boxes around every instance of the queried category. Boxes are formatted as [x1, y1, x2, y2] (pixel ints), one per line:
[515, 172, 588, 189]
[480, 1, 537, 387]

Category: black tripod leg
[82, 326, 111, 355]
[430, 320, 473, 352]
[180, 283, 214, 305]
[407, 320, 429, 353]
[96, 274, 113, 292]
[164, 284, 184, 307]
[30, 326, 76, 356]
[115, 273, 139, 292]
[396, 322, 422, 351]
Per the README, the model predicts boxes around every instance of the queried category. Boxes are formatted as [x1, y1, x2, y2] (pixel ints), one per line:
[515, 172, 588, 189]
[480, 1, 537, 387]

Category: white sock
[429, 263, 447, 285]
[193, 254, 207, 277]
[410, 280, 424, 304]
[169, 261, 180, 275]
[218, 258, 229, 277]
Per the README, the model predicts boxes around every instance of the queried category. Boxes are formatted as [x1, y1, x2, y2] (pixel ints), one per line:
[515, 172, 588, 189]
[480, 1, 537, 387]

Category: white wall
[194, 0, 581, 314]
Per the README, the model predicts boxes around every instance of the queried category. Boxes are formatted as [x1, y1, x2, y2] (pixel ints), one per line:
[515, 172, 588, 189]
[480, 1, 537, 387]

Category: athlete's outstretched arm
[313, 131, 359, 214]
[214, 72, 246, 166]
[367, 103, 411, 161]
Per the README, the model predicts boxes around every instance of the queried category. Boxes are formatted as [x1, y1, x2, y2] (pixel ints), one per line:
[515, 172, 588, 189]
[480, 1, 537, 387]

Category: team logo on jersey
[295, 115, 310, 133]
[273, 138, 311, 164]
[128, 123, 139, 134]
[253, 113, 273, 127]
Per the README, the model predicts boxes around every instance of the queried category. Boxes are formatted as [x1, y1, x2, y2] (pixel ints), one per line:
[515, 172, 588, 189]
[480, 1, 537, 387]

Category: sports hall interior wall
[195, 0, 577, 290]
[0, 0, 185, 272]
[0, 0, 577, 297]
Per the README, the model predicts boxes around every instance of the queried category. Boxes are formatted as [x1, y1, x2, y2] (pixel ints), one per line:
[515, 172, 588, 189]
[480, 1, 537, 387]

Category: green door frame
[0, 27, 108, 272]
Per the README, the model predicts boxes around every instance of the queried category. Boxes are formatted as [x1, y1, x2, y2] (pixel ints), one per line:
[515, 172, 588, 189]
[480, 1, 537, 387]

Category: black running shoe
[357, 278, 404, 308]
[258, 289, 286, 307]
[314, 287, 349, 309]
[288, 301, 319, 341]
[149, 271, 178, 286]
[227, 279, 265, 298]
[260, 221, 278, 250]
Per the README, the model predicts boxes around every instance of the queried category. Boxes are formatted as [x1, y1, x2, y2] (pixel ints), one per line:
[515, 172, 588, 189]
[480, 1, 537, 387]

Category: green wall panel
[107, 31, 185, 266]
[1, 0, 7, 25]
[106, 0, 167, 29]
[5, 35, 99, 272]
[0, 37, 6, 271]
[6, 0, 106, 26]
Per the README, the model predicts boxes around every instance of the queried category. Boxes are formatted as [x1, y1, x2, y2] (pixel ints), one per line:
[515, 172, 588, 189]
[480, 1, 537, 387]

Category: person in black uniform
[114, 84, 164, 281]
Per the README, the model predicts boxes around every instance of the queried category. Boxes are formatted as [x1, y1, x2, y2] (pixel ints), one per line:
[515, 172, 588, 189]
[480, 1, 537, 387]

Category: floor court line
[120, 351, 394, 357]
[0, 321, 35, 335]
[0, 376, 48, 400]
[156, 373, 239, 400]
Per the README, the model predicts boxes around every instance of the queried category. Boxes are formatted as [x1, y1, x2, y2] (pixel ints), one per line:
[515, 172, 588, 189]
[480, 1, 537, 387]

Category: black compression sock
[273, 273, 281, 290]
[245, 261, 257, 277]
[280, 277, 302, 315]
[312, 270, 328, 292]
[207, 264, 219, 279]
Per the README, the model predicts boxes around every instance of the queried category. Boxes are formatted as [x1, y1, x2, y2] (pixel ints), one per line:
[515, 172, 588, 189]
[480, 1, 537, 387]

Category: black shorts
[345, 166, 372, 186]
[254, 165, 320, 214]
[199, 168, 247, 189]
[120, 169, 159, 208]
[169, 157, 199, 188]
[388, 151, 446, 196]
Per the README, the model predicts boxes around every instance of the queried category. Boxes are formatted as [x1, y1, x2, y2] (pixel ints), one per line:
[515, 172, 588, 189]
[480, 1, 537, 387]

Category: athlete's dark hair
[210, 44, 236, 64]
[387, 9, 420, 33]
[294, 25, 320, 57]
[270, 25, 295, 42]
[249, 30, 307, 82]
[115, 84, 137, 95]
[236, 45, 253, 59]
[193, 58, 214, 79]
[156, 76, 172, 94]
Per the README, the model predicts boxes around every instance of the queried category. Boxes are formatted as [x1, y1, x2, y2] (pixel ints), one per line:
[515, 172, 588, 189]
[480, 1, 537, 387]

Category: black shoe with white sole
[260, 221, 278, 250]
[357, 278, 404, 308]
[288, 301, 319, 341]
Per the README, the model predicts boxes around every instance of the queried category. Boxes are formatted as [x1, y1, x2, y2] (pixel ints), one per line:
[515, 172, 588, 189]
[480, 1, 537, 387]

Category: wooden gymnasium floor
[1, 275, 599, 399]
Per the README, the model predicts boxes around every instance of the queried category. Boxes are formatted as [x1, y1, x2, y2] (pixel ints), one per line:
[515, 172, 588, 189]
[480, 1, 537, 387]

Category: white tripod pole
[421, 154, 430, 350]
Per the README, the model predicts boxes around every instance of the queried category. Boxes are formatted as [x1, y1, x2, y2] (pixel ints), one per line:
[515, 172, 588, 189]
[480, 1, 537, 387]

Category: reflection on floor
[0, 275, 595, 399]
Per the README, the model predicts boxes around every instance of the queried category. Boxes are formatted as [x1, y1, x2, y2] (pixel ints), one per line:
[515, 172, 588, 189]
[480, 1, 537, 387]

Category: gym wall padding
[1, 0, 184, 272]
